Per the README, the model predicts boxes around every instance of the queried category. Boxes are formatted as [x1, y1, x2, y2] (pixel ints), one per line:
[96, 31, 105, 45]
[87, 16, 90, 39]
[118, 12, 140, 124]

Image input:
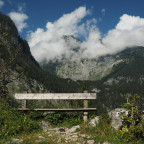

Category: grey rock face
[41, 35, 123, 81]
[88, 116, 100, 127]
[7, 138, 23, 144]
[108, 108, 128, 130]
[87, 139, 95, 144]
[40, 120, 52, 131]
[67, 125, 80, 133]
[54, 57, 122, 81]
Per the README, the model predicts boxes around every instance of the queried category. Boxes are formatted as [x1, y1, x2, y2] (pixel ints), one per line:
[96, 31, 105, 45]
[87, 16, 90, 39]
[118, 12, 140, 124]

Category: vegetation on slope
[0, 99, 40, 139]
[0, 11, 80, 93]
[0, 11, 144, 144]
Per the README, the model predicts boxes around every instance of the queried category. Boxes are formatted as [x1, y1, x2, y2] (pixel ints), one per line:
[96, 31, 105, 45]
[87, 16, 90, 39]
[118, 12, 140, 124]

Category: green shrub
[120, 125, 143, 142]
[119, 94, 144, 142]
[0, 99, 40, 139]
[44, 113, 62, 125]
[63, 114, 82, 127]
[44, 113, 82, 127]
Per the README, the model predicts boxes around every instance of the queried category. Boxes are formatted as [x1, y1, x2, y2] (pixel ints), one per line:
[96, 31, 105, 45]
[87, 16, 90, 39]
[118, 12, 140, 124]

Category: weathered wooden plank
[83, 100, 88, 123]
[17, 108, 97, 111]
[22, 100, 26, 109]
[14, 93, 96, 100]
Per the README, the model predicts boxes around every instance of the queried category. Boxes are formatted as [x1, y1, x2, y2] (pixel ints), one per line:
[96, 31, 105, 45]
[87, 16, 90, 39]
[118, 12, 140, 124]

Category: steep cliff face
[55, 57, 122, 81]
[41, 35, 123, 81]
[40, 35, 144, 112]
[0, 12, 47, 94]
[41, 35, 144, 84]
[0, 12, 18, 45]
[0, 12, 79, 94]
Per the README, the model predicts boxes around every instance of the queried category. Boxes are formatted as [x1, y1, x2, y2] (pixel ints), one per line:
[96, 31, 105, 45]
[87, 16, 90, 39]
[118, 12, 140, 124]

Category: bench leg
[83, 111, 88, 123]
[22, 100, 26, 109]
[84, 99, 88, 123]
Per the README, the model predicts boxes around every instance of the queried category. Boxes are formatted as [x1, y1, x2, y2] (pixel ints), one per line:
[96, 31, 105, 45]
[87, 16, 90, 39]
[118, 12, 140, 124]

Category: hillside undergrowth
[0, 99, 41, 140]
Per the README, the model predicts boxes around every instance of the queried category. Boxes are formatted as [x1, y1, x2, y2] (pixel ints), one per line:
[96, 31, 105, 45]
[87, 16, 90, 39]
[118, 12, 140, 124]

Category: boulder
[108, 108, 128, 130]
[67, 125, 80, 133]
[87, 140, 95, 144]
[88, 116, 100, 127]
[40, 120, 52, 131]
[12, 138, 23, 144]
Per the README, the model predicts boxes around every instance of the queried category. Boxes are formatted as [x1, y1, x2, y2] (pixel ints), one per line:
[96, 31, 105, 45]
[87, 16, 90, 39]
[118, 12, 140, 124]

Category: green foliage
[119, 125, 143, 143]
[81, 114, 119, 143]
[44, 113, 62, 125]
[44, 113, 82, 127]
[63, 114, 82, 127]
[119, 94, 144, 142]
[0, 12, 80, 94]
[0, 99, 41, 139]
[78, 81, 87, 92]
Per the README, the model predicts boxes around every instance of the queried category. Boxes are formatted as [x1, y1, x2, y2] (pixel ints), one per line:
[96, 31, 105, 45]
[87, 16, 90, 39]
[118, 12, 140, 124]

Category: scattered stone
[67, 125, 80, 133]
[80, 134, 86, 138]
[57, 138, 62, 143]
[48, 128, 55, 131]
[59, 127, 66, 132]
[87, 139, 95, 144]
[43, 111, 55, 116]
[35, 140, 42, 143]
[86, 135, 90, 139]
[40, 120, 52, 131]
[71, 137, 78, 142]
[54, 127, 68, 134]
[72, 134, 79, 138]
[108, 108, 128, 130]
[38, 135, 45, 139]
[88, 116, 100, 127]
[12, 138, 23, 143]
[97, 142, 109, 144]
[67, 135, 78, 142]
[102, 141, 110, 144]
[48, 134, 53, 137]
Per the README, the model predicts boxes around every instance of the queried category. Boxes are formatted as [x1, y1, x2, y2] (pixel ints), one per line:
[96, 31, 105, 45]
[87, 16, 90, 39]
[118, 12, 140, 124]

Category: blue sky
[1, 0, 144, 62]
[1, 0, 144, 38]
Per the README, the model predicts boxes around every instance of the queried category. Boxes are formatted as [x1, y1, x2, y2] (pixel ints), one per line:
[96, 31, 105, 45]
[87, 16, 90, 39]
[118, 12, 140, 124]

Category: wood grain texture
[14, 93, 96, 100]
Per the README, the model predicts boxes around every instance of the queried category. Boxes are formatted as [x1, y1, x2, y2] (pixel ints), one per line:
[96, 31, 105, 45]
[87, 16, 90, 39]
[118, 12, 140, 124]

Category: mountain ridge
[41, 35, 144, 81]
[0, 12, 80, 94]
[0, 11, 144, 113]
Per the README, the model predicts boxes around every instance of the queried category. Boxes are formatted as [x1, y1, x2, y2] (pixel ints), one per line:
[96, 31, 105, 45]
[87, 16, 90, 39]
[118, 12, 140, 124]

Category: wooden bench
[14, 92, 97, 123]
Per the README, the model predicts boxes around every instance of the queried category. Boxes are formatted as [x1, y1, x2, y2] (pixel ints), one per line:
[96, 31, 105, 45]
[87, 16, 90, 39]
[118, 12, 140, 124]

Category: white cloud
[27, 6, 144, 63]
[8, 3, 28, 33]
[0, 0, 4, 9]
[18, 3, 26, 13]
[28, 6, 90, 62]
[8, 12, 28, 32]
[101, 8, 106, 16]
[82, 14, 144, 58]
[116, 14, 144, 30]
[103, 14, 144, 53]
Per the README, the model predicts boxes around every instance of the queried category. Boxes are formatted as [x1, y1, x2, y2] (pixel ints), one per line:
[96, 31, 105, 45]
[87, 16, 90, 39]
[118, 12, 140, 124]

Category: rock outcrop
[88, 116, 100, 127]
[108, 108, 128, 130]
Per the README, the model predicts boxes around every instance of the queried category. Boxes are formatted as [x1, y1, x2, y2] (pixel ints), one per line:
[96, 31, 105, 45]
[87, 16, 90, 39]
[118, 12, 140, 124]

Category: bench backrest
[14, 93, 96, 123]
[14, 93, 96, 100]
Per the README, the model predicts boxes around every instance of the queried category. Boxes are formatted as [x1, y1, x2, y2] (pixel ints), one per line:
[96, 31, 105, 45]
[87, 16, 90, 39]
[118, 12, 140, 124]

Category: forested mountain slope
[87, 47, 144, 113]
[0, 12, 80, 94]
[0, 11, 144, 113]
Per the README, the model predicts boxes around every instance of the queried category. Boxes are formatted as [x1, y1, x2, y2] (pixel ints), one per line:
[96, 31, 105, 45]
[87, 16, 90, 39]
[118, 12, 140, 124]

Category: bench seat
[17, 108, 97, 111]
